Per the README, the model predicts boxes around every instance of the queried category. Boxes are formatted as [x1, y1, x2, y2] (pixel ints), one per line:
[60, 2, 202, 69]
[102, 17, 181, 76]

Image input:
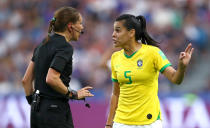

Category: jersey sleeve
[50, 46, 73, 73]
[31, 39, 46, 62]
[31, 47, 38, 62]
[153, 48, 171, 73]
[111, 53, 118, 83]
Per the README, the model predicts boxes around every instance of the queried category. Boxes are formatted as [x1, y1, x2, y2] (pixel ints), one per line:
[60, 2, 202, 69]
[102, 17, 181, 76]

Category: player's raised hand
[179, 43, 194, 68]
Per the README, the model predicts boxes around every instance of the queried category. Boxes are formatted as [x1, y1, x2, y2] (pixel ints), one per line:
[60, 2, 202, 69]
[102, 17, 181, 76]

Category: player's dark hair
[45, 6, 80, 43]
[116, 14, 159, 47]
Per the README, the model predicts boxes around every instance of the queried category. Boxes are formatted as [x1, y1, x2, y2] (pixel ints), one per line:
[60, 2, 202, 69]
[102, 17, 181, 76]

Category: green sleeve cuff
[160, 63, 172, 73]
[112, 78, 118, 82]
[156, 112, 160, 120]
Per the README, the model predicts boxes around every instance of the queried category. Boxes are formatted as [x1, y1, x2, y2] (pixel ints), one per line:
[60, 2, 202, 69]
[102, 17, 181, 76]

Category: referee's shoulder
[55, 40, 73, 50]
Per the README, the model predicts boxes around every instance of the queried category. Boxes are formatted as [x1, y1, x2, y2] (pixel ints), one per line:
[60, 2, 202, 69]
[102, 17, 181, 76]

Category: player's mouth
[112, 39, 118, 44]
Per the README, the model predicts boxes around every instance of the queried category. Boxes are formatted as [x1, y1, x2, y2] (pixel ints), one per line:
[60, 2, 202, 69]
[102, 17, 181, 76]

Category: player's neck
[124, 42, 142, 56]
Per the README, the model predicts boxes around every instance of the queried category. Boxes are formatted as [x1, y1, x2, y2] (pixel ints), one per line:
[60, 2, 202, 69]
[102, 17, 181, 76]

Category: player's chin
[113, 43, 120, 48]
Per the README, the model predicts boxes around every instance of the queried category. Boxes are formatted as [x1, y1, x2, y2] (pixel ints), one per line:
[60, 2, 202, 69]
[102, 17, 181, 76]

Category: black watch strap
[65, 87, 78, 100]
[70, 90, 78, 100]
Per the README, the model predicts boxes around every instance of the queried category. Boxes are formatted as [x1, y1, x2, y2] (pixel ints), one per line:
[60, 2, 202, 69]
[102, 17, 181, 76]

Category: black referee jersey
[32, 33, 73, 98]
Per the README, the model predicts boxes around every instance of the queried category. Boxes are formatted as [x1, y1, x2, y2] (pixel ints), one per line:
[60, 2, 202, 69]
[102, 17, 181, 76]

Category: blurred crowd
[0, 0, 209, 99]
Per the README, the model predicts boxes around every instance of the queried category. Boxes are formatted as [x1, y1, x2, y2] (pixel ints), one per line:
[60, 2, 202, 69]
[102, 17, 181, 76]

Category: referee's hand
[77, 86, 94, 99]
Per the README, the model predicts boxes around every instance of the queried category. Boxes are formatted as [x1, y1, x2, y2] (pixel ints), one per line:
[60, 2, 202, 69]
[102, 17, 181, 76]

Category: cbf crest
[137, 59, 143, 67]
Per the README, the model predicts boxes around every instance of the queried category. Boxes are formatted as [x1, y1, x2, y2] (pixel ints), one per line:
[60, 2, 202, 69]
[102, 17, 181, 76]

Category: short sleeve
[50, 46, 73, 73]
[31, 47, 38, 62]
[153, 48, 171, 73]
[111, 54, 118, 82]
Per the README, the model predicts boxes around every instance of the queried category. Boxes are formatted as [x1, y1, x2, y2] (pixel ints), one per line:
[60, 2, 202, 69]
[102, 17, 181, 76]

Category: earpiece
[67, 24, 84, 34]
[71, 26, 84, 34]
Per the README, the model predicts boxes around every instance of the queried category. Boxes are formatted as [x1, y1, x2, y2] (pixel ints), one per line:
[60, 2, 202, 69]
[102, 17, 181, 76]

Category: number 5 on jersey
[124, 71, 132, 84]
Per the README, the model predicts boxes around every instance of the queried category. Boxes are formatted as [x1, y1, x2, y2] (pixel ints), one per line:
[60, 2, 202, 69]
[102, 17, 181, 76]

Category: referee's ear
[67, 24, 72, 33]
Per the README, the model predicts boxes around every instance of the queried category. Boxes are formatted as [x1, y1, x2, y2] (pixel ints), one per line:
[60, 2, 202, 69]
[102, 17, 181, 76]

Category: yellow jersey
[111, 44, 171, 125]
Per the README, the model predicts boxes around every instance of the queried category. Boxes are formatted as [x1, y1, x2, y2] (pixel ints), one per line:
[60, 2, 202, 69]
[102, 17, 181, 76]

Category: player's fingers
[190, 48, 194, 55]
[180, 52, 185, 59]
[184, 43, 192, 53]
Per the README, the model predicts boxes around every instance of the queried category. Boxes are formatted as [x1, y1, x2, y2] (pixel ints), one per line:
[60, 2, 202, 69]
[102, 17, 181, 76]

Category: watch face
[67, 89, 78, 100]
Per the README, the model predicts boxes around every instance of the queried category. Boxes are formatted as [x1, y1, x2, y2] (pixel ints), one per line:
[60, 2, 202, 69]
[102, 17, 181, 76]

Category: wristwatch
[65, 87, 78, 100]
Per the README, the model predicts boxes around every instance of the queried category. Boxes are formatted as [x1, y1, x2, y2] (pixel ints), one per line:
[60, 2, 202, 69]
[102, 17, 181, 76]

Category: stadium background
[0, 0, 210, 128]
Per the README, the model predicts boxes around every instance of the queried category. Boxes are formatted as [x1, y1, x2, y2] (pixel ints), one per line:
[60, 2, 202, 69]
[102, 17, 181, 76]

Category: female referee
[105, 14, 194, 128]
[22, 6, 94, 128]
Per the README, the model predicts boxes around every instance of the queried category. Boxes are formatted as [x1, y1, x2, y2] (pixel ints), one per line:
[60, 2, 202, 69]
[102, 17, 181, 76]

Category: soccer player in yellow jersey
[105, 14, 194, 128]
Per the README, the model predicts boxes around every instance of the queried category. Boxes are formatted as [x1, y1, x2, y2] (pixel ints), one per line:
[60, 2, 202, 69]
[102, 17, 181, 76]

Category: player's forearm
[106, 94, 119, 126]
[171, 65, 186, 85]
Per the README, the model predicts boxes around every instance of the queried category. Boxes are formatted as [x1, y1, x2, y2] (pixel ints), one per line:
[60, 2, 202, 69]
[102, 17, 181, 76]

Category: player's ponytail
[136, 15, 159, 47]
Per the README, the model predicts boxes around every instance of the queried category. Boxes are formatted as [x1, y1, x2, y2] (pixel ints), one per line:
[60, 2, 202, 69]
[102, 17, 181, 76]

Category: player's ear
[129, 29, 135, 38]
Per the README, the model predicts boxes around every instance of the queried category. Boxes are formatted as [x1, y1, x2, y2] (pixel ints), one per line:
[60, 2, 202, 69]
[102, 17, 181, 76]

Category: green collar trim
[124, 51, 138, 58]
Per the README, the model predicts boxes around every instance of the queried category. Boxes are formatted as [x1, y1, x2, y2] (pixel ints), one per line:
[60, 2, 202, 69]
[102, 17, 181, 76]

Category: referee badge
[137, 59, 143, 67]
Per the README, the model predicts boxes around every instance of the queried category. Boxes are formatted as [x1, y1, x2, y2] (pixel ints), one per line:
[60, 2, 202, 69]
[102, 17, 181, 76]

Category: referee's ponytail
[116, 14, 159, 47]
[44, 18, 56, 44]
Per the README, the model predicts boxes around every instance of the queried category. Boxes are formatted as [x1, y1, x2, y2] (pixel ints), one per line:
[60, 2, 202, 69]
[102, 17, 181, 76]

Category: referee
[22, 6, 94, 128]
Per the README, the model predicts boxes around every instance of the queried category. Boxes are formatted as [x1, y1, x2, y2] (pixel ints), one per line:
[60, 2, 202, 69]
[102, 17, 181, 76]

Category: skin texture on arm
[46, 68, 69, 95]
[105, 82, 120, 128]
[46, 68, 94, 99]
[163, 43, 194, 85]
[22, 61, 35, 96]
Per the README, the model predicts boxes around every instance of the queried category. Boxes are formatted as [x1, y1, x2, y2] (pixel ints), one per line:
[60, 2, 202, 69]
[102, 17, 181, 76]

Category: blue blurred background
[0, 0, 210, 128]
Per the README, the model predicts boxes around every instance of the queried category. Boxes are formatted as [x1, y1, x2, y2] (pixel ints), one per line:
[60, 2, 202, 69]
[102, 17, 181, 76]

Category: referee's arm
[22, 61, 35, 96]
[46, 68, 70, 95]
[46, 68, 94, 99]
